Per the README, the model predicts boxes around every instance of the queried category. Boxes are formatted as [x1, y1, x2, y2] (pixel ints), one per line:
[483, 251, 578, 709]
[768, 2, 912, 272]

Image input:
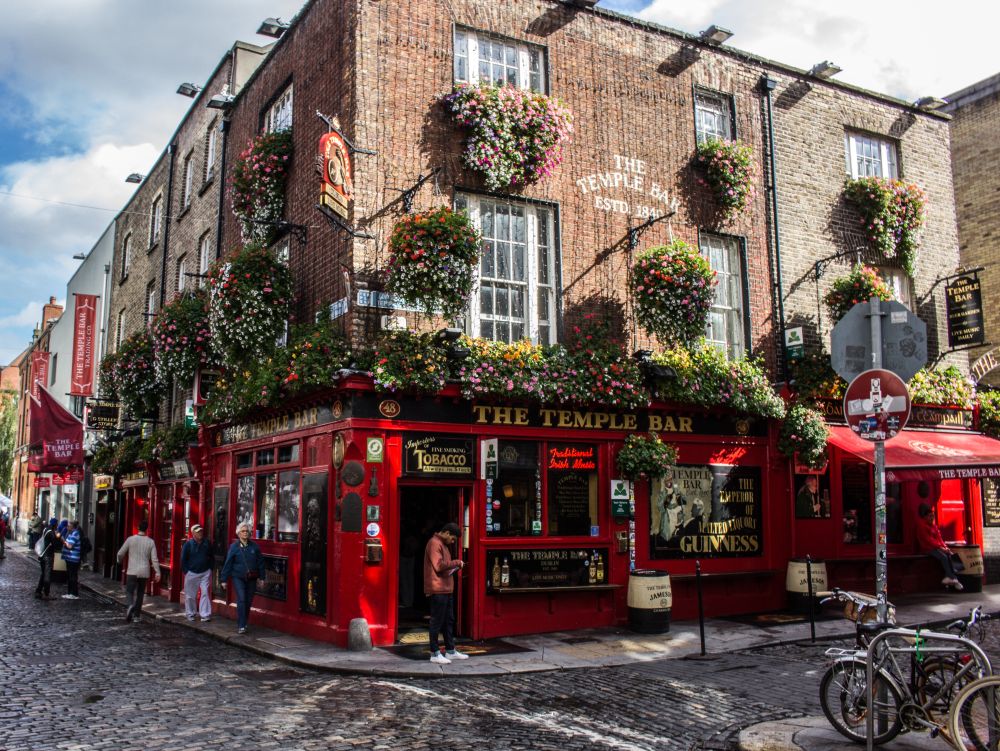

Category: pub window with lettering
[454, 28, 546, 92]
[235, 444, 301, 542]
[455, 193, 558, 345]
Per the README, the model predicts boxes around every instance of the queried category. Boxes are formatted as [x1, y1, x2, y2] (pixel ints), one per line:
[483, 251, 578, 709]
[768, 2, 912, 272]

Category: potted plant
[443, 82, 573, 191]
[616, 433, 679, 480]
[844, 177, 925, 275]
[824, 263, 895, 323]
[230, 131, 294, 246]
[695, 138, 755, 220]
[386, 207, 481, 320]
[629, 239, 717, 346]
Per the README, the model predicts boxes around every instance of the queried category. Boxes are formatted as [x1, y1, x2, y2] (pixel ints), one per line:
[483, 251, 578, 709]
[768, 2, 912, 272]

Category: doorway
[397, 485, 465, 641]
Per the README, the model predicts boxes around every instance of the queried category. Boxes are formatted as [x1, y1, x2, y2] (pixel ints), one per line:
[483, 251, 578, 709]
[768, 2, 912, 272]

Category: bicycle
[818, 590, 991, 746]
[948, 674, 1000, 750]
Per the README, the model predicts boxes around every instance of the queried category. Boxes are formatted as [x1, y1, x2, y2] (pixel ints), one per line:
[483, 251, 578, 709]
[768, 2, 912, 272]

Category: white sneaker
[430, 652, 451, 664]
[61, 594, 73, 599]
[952, 579, 965, 591]
[445, 650, 469, 660]
[942, 577, 953, 586]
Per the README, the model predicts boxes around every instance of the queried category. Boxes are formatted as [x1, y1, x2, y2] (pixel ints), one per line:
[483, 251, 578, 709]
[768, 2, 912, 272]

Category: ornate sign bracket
[627, 210, 677, 250]
[315, 110, 377, 156]
[390, 168, 441, 213]
[315, 203, 374, 240]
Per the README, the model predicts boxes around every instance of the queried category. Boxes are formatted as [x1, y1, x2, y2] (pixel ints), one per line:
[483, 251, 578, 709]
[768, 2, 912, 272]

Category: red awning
[827, 426, 1000, 482]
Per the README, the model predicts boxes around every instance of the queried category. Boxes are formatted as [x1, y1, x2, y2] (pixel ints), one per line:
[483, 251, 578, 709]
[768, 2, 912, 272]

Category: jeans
[184, 569, 213, 619]
[125, 576, 148, 620]
[65, 561, 80, 596]
[929, 548, 959, 579]
[36, 556, 53, 596]
[428, 593, 455, 653]
[232, 576, 256, 630]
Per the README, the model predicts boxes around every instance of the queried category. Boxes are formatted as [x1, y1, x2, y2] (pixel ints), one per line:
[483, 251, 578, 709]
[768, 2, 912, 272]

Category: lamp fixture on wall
[125, 173, 146, 184]
[808, 61, 842, 80]
[72, 253, 86, 260]
[914, 96, 948, 111]
[257, 17, 290, 38]
[206, 93, 235, 110]
[699, 24, 734, 45]
[176, 82, 202, 98]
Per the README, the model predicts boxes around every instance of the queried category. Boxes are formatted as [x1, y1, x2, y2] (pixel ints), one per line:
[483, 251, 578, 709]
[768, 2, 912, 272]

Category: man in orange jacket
[423, 522, 468, 664]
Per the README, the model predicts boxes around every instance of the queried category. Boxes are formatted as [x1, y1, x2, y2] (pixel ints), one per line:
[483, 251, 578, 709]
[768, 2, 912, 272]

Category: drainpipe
[161, 141, 178, 423]
[762, 76, 787, 381]
[214, 118, 230, 261]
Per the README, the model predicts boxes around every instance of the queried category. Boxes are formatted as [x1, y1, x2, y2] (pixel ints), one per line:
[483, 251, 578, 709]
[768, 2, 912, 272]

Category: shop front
[203, 382, 786, 647]
[791, 401, 1000, 592]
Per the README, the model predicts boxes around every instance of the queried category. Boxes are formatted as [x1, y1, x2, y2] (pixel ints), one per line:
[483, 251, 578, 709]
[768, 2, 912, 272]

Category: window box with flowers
[442, 83, 573, 192]
[908, 366, 974, 409]
[695, 138, 755, 220]
[629, 239, 717, 346]
[151, 288, 213, 386]
[230, 131, 293, 246]
[280, 319, 353, 397]
[385, 207, 480, 320]
[208, 244, 292, 367]
[844, 177, 926, 275]
[371, 330, 449, 393]
[824, 263, 896, 323]
[616, 433, 679, 481]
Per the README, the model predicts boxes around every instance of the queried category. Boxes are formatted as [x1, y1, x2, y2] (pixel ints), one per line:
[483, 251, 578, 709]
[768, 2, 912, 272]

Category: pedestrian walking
[117, 520, 161, 622]
[423, 521, 468, 664]
[61, 520, 82, 599]
[219, 522, 265, 635]
[34, 519, 60, 599]
[181, 524, 213, 622]
[916, 503, 964, 591]
[27, 513, 43, 551]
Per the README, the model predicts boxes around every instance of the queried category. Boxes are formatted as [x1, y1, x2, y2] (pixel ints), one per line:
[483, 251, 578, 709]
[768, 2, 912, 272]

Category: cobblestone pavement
[1, 551, 995, 751]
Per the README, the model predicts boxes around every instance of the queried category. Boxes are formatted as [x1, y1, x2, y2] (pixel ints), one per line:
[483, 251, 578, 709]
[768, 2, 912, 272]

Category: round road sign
[843, 369, 910, 442]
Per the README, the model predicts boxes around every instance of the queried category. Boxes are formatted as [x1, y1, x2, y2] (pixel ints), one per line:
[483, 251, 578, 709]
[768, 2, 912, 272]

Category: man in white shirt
[116, 520, 160, 623]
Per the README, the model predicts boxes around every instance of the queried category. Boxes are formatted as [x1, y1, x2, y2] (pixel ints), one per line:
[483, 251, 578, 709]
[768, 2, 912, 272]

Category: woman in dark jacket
[220, 522, 266, 634]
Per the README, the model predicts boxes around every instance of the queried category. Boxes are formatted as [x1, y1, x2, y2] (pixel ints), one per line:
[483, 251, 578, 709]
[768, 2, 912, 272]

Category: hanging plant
[281, 319, 353, 396]
[442, 83, 573, 191]
[824, 263, 895, 323]
[386, 207, 481, 320]
[371, 330, 448, 393]
[151, 289, 213, 385]
[908, 366, 974, 408]
[630, 239, 717, 346]
[202, 357, 285, 424]
[98, 350, 122, 401]
[844, 177, 926, 275]
[112, 330, 166, 419]
[616, 433, 679, 480]
[230, 130, 294, 246]
[695, 138, 756, 219]
[788, 349, 847, 402]
[778, 403, 830, 469]
[978, 390, 1000, 439]
[208, 244, 293, 367]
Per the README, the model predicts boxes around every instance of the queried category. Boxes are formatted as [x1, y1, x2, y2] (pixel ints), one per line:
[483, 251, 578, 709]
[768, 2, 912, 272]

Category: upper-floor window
[116, 309, 126, 349]
[845, 132, 898, 179]
[146, 282, 157, 322]
[695, 90, 734, 144]
[149, 194, 163, 247]
[181, 153, 194, 210]
[456, 193, 557, 345]
[176, 254, 189, 295]
[50, 354, 57, 385]
[264, 85, 293, 133]
[204, 120, 218, 180]
[700, 233, 747, 359]
[878, 267, 912, 309]
[454, 28, 545, 92]
[198, 232, 212, 287]
[120, 233, 133, 280]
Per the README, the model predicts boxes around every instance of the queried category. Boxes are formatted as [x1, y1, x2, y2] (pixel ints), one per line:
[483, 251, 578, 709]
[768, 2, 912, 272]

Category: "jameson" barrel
[627, 569, 671, 633]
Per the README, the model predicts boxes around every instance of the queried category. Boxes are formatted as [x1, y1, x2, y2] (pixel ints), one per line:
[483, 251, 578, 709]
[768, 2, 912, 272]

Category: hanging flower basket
[386, 207, 481, 320]
[442, 83, 573, 191]
[778, 403, 830, 469]
[151, 289, 213, 385]
[629, 239, 717, 345]
[844, 177, 925, 275]
[695, 138, 755, 219]
[616, 433, 679, 480]
[908, 366, 974, 408]
[371, 331, 448, 393]
[824, 263, 895, 323]
[208, 244, 293, 367]
[281, 319, 353, 396]
[979, 391, 1000, 439]
[110, 330, 166, 419]
[230, 131, 294, 246]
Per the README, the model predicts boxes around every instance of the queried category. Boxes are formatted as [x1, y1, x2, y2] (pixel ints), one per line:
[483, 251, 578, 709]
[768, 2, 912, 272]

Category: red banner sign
[28, 386, 84, 472]
[51, 475, 65, 486]
[70, 293, 98, 397]
[64, 468, 84, 483]
[30, 351, 50, 402]
[33, 477, 50, 488]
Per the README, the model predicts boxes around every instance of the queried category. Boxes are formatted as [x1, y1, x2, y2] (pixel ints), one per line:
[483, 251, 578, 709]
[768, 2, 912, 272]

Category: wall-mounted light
[257, 17, 290, 38]
[914, 96, 948, 111]
[72, 253, 86, 260]
[502, 485, 515, 499]
[206, 93, 235, 110]
[125, 173, 146, 184]
[566, 0, 599, 7]
[808, 60, 842, 80]
[176, 82, 202, 98]
[699, 24, 734, 45]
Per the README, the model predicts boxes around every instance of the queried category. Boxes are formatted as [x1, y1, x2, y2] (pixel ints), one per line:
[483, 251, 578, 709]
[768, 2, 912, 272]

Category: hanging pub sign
[30, 351, 50, 402]
[402, 434, 474, 477]
[649, 465, 762, 559]
[86, 399, 120, 431]
[946, 275, 985, 348]
[318, 131, 353, 219]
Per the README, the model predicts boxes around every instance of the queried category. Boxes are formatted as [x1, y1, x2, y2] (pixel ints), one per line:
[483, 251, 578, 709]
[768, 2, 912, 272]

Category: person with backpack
[34, 519, 61, 599]
[61, 520, 82, 599]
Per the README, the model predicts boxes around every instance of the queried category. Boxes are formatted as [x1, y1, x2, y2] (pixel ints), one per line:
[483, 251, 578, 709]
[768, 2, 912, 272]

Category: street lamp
[206, 93, 235, 110]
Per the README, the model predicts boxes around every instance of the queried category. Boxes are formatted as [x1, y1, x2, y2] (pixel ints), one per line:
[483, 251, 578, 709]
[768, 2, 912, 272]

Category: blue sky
[0, 0, 996, 365]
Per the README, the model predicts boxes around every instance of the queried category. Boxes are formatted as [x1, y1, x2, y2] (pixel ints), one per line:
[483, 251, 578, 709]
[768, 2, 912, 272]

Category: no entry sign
[843, 369, 910, 441]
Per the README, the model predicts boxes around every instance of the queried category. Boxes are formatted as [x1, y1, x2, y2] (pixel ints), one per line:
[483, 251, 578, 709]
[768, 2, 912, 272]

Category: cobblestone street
[0, 550, 991, 751]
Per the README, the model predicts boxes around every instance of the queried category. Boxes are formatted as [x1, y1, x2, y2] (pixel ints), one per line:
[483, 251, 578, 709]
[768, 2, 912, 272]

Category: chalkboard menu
[486, 548, 609, 590]
[983, 478, 1000, 527]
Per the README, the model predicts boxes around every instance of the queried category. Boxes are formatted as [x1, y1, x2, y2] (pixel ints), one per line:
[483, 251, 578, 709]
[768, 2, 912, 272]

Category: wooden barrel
[627, 569, 671, 633]
[786, 558, 827, 613]
[953, 545, 984, 593]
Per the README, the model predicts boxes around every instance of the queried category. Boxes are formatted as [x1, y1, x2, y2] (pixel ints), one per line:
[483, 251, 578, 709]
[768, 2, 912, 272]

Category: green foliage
[616, 433, 679, 480]
[844, 177, 926, 275]
[110, 330, 166, 419]
[151, 289, 213, 385]
[371, 331, 448, 393]
[978, 390, 1000, 439]
[909, 366, 974, 408]
[824, 263, 895, 323]
[788, 349, 846, 402]
[778, 403, 830, 468]
[0, 391, 17, 495]
[280, 318, 353, 396]
[695, 138, 755, 219]
[231, 130, 294, 246]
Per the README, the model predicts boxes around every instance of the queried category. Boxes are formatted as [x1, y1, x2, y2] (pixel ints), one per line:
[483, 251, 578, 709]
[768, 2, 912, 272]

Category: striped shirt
[63, 529, 81, 563]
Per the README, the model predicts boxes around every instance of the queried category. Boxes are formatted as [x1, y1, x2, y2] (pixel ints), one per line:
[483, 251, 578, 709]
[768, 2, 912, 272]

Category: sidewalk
[15, 543, 1000, 685]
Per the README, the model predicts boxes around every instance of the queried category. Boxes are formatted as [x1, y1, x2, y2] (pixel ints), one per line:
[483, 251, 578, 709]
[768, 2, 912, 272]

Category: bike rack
[864, 628, 992, 751]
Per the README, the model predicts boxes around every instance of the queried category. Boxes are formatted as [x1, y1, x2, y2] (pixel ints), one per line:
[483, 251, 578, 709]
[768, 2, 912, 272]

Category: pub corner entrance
[397, 485, 467, 642]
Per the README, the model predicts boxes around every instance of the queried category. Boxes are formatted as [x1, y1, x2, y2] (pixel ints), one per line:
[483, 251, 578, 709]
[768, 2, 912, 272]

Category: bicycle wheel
[949, 676, 1000, 751]
[917, 656, 983, 722]
[820, 659, 904, 745]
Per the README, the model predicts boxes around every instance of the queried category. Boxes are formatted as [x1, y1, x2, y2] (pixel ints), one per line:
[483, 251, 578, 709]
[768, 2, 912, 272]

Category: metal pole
[869, 296, 888, 623]
[806, 555, 816, 642]
[696, 560, 706, 656]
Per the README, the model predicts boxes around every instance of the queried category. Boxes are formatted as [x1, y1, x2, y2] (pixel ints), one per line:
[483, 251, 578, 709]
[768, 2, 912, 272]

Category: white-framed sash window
[700, 233, 746, 359]
[695, 90, 734, 144]
[454, 28, 545, 92]
[845, 132, 898, 179]
[264, 85, 293, 133]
